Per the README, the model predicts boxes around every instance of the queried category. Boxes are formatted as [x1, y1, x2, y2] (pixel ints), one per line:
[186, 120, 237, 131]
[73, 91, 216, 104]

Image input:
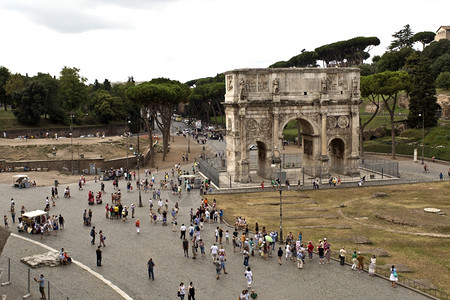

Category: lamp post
[272, 149, 283, 243]
[126, 116, 131, 170]
[137, 116, 143, 207]
[419, 112, 425, 165]
[187, 133, 191, 153]
[70, 111, 74, 175]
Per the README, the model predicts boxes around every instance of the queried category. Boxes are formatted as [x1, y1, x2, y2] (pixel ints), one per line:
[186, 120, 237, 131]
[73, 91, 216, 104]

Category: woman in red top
[135, 219, 141, 234]
[307, 241, 314, 260]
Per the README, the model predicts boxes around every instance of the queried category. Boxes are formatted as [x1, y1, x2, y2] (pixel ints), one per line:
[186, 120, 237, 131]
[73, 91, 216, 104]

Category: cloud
[0, 0, 172, 33]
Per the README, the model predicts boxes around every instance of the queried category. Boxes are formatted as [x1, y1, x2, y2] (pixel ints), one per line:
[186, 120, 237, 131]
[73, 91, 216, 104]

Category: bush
[436, 72, 450, 90]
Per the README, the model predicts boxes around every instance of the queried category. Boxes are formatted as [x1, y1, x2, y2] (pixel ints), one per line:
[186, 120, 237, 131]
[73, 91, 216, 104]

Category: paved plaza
[0, 161, 434, 300]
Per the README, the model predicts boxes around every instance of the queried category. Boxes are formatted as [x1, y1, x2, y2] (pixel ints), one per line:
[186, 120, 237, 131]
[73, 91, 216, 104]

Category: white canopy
[22, 210, 48, 218]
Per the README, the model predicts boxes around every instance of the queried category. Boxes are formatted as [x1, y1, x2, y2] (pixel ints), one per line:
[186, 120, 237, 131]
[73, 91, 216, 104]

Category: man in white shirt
[180, 224, 187, 240]
[210, 243, 218, 261]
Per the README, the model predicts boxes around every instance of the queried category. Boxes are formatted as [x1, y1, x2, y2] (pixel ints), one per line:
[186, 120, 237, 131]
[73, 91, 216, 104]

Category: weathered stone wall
[437, 95, 450, 120]
[224, 68, 361, 183]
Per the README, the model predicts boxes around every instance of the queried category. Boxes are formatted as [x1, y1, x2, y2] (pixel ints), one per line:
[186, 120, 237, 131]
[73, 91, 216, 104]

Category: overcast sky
[0, 0, 448, 84]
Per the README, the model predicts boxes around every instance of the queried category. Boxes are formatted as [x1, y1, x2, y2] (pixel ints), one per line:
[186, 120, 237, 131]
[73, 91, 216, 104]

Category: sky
[0, 0, 448, 84]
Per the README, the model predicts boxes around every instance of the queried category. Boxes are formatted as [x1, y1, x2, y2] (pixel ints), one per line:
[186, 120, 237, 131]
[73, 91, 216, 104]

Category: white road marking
[11, 233, 133, 300]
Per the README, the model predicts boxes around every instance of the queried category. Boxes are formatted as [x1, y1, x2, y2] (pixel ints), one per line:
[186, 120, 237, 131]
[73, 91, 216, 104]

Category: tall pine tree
[407, 58, 438, 128]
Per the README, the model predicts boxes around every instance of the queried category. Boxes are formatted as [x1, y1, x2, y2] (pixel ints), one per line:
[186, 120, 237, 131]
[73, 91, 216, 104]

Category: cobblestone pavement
[0, 164, 432, 300]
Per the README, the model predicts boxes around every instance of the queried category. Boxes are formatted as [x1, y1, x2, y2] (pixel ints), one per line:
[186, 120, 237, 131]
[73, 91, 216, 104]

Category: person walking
[4, 215, 8, 229]
[178, 282, 186, 300]
[277, 246, 283, 265]
[90, 226, 97, 244]
[213, 258, 221, 279]
[339, 247, 346, 266]
[307, 241, 314, 260]
[183, 238, 189, 257]
[369, 255, 376, 276]
[180, 224, 187, 239]
[10, 206, 15, 223]
[34, 274, 46, 300]
[351, 251, 357, 270]
[390, 265, 398, 288]
[99, 230, 106, 247]
[96, 246, 102, 266]
[187, 282, 195, 300]
[147, 258, 155, 280]
[135, 218, 141, 234]
[245, 267, 253, 289]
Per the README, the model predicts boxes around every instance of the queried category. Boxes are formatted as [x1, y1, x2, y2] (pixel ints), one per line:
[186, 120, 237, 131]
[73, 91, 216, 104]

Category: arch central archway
[224, 68, 361, 183]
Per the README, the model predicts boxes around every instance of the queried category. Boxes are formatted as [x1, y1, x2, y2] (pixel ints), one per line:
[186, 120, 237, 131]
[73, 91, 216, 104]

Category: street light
[272, 150, 283, 243]
[419, 112, 425, 165]
[70, 111, 74, 175]
[137, 116, 143, 207]
[188, 134, 191, 153]
[126, 116, 131, 170]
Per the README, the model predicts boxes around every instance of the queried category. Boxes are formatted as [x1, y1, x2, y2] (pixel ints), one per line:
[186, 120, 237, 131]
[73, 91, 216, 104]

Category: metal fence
[360, 156, 399, 177]
[329, 252, 448, 300]
[198, 157, 220, 187]
[0, 255, 69, 300]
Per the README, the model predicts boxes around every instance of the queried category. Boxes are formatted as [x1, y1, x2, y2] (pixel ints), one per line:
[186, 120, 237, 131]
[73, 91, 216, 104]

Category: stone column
[238, 107, 250, 183]
[347, 108, 360, 176]
[320, 112, 330, 178]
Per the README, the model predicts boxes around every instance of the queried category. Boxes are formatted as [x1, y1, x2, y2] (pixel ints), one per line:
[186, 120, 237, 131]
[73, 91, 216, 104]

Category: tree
[407, 59, 437, 128]
[12, 80, 48, 125]
[430, 53, 450, 79]
[388, 24, 414, 51]
[59, 66, 88, 111]
[436, 72, 450, 89]
[359, 75, 382, 155]
[421, 39, 450, 61]
[0, 66, 11, 111]
[412, 31, 436, 50]
[370, 71, 411, 159]
[376, 47, 415, 72]
[4, 73, 27, 108]
[33, 73, 65, 123]
[89, 90, 125, 124]
[103, 79, 111, 91]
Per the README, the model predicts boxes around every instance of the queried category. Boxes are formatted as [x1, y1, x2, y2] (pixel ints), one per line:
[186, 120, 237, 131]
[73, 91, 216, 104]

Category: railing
[360, 156, 399, 178]
[0, 255, 69, 300]
[329, 252, 449, 300]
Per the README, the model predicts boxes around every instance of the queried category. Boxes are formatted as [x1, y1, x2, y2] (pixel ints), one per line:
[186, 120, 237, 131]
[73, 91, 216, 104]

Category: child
[225, 230, 230, 244]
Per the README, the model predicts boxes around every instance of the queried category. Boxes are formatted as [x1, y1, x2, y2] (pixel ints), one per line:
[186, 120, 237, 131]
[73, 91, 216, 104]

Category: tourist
[191, 237, 198, 259]
[277, 246, 283, 265]
[59, 214, 64, 230]
[96, 246, 102, 266]
[245, 267, 253, 288]
[10, 206, 15, 224]
[390, 265, 398, 288]
[218, 246, 228, 274]
[3, 215, 8, 229]
[199, 239, 205, 258]
[317, 240, 324, 264]
[250, 289, 258, 299]
[90, 226, 96, 244]
[240, 290, 249, 300]
[213, 257, 221, 279]
[99, 230, 106, 247]
[147, 258, 155, 280]
[182, 238, 189, 257]
[180, 223, 187, 239]
[178, 282, 186, 299]
[339, 247, 346, 266]
[357, 252, 364, 273]
[210, 243, 218, 261]
[243, 247, 250, 267]
[351, 251, 357, 270]
[135, 218, 140, 234]
[187, 282, 195, 300]
[307, 241, 314, 260]
[369, 255, 376, 276]
[324, 238, 331, 264]
[34, 274, 46, 300]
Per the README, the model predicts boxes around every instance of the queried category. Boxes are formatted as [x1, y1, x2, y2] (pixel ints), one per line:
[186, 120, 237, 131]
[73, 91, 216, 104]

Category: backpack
[90, 230, 94, 237]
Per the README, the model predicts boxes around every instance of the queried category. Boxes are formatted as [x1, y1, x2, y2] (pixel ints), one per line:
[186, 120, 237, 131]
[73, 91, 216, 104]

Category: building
[435, 26, 450, 41]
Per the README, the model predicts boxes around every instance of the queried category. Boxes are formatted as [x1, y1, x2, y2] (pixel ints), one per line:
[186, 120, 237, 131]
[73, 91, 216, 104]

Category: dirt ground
[0, 135, 204, 186]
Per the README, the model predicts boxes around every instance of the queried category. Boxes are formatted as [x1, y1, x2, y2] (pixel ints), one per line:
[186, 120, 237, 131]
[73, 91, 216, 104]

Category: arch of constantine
[224, 68, 361, 183]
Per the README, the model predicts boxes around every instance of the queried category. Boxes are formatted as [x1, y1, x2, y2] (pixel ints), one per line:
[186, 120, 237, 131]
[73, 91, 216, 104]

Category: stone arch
[255, 141, 270, 178]
[329, 138, 345, 174]
[436, 104, 442, 119]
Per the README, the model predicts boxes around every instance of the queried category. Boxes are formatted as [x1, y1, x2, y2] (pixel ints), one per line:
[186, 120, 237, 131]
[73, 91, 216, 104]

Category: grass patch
[214, 181, 450, 294]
